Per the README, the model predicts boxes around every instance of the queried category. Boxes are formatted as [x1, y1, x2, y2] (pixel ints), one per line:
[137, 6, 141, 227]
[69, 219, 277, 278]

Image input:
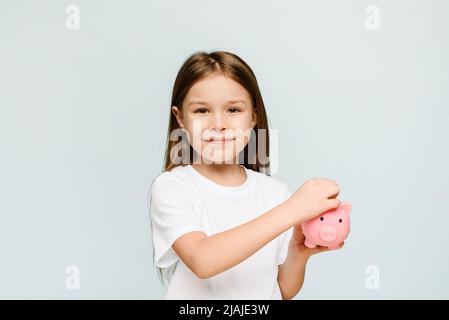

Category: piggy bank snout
[319, 226, 338, 242]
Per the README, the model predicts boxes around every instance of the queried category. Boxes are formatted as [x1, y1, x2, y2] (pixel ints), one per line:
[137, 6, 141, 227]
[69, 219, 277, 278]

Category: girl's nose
[211, 113, 226, 130]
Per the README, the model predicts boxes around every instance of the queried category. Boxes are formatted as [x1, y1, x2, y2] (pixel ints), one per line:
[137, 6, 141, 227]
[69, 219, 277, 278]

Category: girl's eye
[194, 107, 240, 113]
[194, 108, 208, 113]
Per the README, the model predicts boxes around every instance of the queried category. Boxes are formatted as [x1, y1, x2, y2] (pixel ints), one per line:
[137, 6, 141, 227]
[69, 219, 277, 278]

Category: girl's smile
[205, 136, 236, 145]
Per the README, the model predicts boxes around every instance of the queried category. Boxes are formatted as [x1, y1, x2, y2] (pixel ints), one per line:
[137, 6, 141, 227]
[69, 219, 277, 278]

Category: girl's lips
[206, 138, 236, 144]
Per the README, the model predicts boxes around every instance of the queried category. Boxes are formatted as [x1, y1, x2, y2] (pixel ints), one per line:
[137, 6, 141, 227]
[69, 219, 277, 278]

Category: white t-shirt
[149, 164, 293, 299]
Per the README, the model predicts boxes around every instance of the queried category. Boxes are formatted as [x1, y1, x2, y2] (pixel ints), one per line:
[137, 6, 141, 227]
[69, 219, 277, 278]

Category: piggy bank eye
[320, 217, 324, 221]
[339, 219, 342, 223]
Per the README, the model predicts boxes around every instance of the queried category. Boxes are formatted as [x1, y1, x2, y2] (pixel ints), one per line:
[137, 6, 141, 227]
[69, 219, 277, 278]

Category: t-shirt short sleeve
[277, 181, 294, 266]
[149, 173, 205, 269]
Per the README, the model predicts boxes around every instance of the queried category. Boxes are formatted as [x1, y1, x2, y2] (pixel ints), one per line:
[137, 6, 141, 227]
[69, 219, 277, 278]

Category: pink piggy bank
[301, 202, 352, 250]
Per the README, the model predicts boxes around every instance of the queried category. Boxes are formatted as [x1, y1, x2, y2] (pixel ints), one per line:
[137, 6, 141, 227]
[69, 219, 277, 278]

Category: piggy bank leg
[328, 245, 340, 250]
[304, 240, 317, 248]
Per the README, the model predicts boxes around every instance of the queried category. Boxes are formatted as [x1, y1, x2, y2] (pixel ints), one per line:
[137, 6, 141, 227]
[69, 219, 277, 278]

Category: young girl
[149, 51, 343, 300]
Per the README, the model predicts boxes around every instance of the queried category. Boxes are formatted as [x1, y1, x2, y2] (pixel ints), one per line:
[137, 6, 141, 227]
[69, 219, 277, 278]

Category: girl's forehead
[185, 76, 251, 106]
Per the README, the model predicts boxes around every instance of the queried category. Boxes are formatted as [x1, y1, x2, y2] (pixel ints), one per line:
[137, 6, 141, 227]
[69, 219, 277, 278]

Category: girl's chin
[202, 158, 239, 164]
[201, 141, 235, 152]
[198, 151, 241, 164]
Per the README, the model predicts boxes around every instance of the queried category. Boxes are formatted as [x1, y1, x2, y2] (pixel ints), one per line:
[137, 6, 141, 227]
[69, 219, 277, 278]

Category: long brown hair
[153, 50, 272, 286]
[163, 50, 272, 175]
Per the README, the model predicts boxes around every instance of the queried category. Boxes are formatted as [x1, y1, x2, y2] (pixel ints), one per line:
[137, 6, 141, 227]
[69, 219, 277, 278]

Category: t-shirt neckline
[186, 164, 253, 196]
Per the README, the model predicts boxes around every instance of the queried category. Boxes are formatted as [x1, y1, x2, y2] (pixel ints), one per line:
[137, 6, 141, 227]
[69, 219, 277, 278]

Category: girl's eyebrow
[188, 99, 247, 107]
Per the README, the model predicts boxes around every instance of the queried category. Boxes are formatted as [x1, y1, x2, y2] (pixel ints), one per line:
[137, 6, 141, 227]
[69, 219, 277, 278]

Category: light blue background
[1, 0, 448, 299]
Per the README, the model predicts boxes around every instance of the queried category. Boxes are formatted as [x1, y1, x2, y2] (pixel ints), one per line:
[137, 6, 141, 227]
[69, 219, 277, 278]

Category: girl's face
[172, 73, 257, 164]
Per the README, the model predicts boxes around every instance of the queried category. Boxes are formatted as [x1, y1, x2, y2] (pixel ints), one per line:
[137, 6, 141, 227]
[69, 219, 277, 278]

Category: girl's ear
[172, 106, 185, 128]
[251, 109, 257, 128]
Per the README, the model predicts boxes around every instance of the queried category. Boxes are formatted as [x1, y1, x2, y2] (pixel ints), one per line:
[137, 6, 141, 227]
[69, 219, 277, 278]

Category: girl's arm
[277, 224, 345, 299]
[173, 201, 296, 279]
[277, 241, 309, 300]
[173, 179, 340, 279]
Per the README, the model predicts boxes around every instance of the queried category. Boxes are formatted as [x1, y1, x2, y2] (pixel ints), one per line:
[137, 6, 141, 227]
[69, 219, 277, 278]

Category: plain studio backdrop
[0, 0, 448, 299]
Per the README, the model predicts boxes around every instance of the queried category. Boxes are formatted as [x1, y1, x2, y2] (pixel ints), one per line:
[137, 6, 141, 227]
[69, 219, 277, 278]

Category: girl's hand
[289, 224, 345, 259]
[285, 179, 340, 225]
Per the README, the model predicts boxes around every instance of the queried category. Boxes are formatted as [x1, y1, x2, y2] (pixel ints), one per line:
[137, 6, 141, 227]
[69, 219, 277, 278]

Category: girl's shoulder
[150, 165, 191, 193]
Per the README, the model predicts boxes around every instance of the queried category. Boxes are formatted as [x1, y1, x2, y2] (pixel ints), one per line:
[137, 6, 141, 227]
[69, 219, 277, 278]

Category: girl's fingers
[315, 242, 344, 254]
[326, 183, 340, 198]
[316, 246, 329, 253]
[325, 198, 340, 210]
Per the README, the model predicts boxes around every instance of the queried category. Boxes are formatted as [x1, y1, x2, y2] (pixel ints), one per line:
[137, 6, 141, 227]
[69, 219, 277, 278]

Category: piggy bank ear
[339, 202, 352, 215]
